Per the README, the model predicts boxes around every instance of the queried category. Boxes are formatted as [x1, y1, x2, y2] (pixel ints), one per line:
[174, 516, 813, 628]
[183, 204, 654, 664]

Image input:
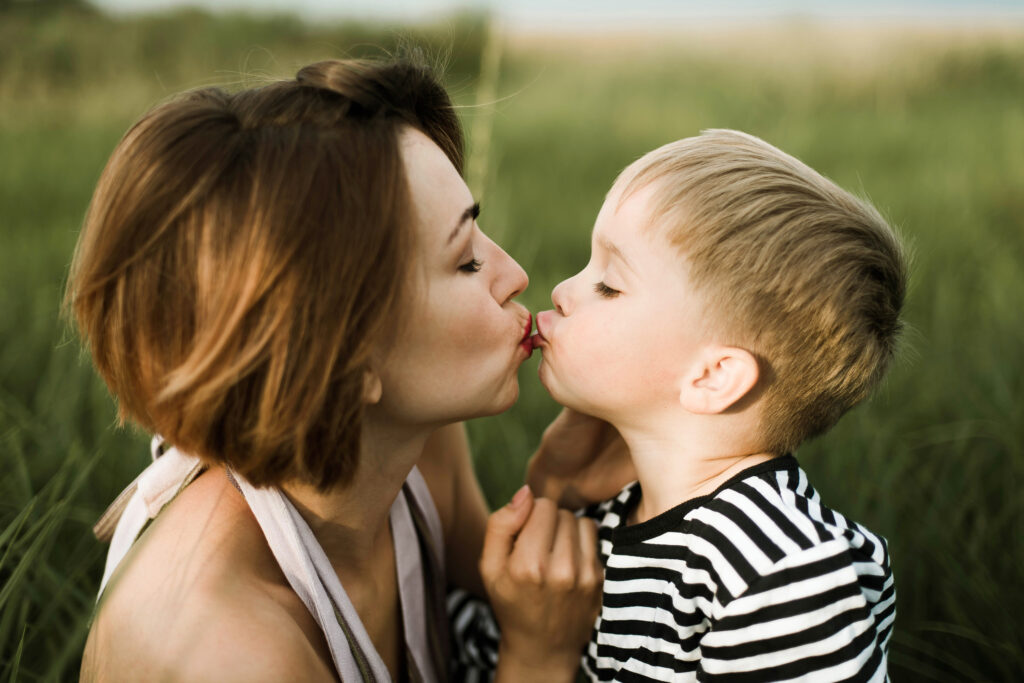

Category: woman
[68, 57, 626, 682]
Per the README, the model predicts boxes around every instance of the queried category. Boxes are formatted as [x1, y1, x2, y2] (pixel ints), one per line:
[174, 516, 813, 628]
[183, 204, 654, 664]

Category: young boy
[531, 129, 904, 681]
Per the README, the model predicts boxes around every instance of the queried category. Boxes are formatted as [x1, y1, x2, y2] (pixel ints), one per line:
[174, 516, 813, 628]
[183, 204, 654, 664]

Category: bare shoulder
[82, 468, 335, 682]
[84, 589, 335, 682]
[84, 591, 335, 682]
[169, 600, 336, 683]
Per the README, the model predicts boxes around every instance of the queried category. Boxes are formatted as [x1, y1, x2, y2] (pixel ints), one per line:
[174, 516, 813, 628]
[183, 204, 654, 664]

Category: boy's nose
[551, 278, 571, 316]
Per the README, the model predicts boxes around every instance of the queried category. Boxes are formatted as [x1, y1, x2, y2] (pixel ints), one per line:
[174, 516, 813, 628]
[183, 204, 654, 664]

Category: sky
[91, 0, 1024, 29]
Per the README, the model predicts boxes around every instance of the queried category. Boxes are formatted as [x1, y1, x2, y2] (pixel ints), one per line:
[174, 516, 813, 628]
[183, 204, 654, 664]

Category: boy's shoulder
[701, 456, 891, 567]
[583, 457, 896, 681]
[583, 455, 892, 599]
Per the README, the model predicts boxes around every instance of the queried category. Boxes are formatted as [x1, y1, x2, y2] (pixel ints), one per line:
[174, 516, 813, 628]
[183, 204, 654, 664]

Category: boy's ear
[362, 369, 383, 405]
[679, 346, 759, 415]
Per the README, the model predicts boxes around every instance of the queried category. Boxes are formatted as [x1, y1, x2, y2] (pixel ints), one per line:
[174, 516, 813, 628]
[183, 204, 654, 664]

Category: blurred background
[1, 0, 1022, 679]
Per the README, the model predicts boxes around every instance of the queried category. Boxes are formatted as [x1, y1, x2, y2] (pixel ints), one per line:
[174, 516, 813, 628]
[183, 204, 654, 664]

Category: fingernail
[509, 484, 531, 509]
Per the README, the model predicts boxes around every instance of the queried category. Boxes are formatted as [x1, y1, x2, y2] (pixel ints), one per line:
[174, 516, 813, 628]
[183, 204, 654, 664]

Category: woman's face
[375, 127, 532, 425]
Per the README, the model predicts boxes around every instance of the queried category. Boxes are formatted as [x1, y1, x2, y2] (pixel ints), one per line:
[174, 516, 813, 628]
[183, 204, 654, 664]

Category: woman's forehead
[400, 127, 474, 248]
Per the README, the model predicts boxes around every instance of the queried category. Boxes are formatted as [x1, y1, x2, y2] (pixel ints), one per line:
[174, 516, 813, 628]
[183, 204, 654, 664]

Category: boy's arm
[699, 540, 895, 680]
[527, 408, 636, 509]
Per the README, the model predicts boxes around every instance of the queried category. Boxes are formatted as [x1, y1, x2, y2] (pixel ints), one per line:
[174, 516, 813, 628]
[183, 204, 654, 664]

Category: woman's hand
[480, 486, 602, 683]
[527, 408, 636, 509]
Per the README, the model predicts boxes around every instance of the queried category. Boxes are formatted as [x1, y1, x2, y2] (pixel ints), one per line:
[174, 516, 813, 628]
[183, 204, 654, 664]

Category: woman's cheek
[450, 305, 502, 359]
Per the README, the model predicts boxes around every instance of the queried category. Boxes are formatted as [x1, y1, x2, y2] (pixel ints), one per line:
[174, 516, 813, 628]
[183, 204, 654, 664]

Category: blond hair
[65, 58, 463, 490]
[618, 129, 906, 453]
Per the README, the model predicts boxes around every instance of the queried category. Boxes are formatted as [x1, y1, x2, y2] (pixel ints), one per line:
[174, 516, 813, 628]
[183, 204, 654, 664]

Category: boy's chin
[536, 370, 564, 403]
[538, 366, 611, 416]
[538, 379, 593, 416]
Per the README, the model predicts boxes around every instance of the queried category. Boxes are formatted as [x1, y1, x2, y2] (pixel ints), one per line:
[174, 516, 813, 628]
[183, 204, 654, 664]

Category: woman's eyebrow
[447, 202, 480, 245]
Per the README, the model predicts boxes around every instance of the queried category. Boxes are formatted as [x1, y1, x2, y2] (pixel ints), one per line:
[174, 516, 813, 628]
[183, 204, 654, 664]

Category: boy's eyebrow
[447, 202, 480, 245]
[597, 236, 637, 274]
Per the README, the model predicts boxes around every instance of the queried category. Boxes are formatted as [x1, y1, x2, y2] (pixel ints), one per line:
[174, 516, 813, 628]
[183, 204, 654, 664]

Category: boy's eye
[594, 281, 620, 298]
[459, 258, 483, 273]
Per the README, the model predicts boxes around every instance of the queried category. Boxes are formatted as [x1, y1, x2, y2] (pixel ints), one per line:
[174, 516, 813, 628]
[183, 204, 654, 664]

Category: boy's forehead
[594, 183, 664, 243]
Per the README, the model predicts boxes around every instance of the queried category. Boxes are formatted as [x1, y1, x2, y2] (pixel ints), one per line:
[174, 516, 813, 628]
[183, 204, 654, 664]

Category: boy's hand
[480, 486, 602, 682]
[527, 408, 636, 509]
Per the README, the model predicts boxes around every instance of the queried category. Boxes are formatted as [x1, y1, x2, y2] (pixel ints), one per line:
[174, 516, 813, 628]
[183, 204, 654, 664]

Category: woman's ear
[679, 346, 759, 415]
[362, 370, 383, 405]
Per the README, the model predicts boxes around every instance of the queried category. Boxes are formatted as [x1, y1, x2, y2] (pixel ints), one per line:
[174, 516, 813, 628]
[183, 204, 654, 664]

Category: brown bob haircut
[616, 129, 907, 455]
[66, 57, 464, 490]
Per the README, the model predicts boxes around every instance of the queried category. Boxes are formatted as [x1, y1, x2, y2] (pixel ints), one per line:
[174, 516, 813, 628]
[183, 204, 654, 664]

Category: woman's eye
[594, 281, 620, 298]
[459, 258, 483, 273]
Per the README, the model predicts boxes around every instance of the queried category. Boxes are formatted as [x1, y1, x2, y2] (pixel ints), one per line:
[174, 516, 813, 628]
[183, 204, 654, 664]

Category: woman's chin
[491, 382, 520, 414]
[464, 380, 520, 420]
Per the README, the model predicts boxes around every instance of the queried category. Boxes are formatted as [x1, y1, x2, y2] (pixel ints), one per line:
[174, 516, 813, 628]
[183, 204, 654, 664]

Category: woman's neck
[279, 414, 433, 573]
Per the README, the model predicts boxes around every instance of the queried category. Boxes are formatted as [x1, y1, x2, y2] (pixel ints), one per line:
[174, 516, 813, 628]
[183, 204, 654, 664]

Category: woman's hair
[66, 57, 464, 490]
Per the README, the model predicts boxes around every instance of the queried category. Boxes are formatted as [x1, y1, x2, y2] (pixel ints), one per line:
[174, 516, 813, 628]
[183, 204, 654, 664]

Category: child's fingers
[480, 485, 534, 582]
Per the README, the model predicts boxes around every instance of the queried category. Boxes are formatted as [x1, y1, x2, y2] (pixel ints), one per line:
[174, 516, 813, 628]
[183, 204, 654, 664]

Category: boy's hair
[65, 57, 463, 490]
[617, 129, 906, 453]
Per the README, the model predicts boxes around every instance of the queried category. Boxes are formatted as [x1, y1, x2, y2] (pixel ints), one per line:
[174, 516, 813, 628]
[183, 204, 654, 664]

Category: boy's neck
[616, 417, 776, 525]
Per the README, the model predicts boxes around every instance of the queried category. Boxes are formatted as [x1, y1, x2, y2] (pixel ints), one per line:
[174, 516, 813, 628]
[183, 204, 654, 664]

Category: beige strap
[93, 480, 139, 543]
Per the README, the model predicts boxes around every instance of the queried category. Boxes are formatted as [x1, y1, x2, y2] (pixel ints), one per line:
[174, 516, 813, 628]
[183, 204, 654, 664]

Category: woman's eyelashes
[594, 281, 620, 298]
[459, 258, 483, 273]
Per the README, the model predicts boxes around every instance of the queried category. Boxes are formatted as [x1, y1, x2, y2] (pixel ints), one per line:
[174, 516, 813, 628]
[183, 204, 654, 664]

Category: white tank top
[94, 437, 450, 682]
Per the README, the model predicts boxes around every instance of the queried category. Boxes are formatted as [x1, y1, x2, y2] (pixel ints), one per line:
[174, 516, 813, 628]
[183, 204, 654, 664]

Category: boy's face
[535, 184, 712, 424]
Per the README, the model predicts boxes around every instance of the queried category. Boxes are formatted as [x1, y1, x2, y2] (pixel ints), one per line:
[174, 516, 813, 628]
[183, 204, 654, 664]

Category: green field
[1, 5, 1022, 680]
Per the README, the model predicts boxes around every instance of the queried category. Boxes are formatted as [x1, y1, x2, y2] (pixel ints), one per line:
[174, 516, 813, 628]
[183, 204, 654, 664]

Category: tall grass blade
[6, 626, 25, 683]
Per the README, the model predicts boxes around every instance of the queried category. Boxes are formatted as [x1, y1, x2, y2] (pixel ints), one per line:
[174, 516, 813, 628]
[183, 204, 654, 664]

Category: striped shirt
[580, 455, 895, 682]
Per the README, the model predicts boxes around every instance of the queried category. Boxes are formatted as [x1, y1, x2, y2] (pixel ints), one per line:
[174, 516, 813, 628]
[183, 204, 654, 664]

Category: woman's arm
[481, 487, 603, 682]
[418, 420, 608, 679]
[419, 411, 635, 596]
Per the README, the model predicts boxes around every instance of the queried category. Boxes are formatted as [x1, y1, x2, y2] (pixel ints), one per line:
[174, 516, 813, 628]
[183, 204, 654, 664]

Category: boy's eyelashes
[459, 258, 483, 273]
[594, 281, 621, 298]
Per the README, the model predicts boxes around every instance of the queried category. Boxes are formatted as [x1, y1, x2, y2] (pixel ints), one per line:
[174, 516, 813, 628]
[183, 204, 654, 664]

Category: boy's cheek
[566, 344, 633, 395]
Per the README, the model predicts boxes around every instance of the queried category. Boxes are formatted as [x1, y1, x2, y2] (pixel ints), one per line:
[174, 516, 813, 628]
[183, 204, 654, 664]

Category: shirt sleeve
[698, 539, 895, 682]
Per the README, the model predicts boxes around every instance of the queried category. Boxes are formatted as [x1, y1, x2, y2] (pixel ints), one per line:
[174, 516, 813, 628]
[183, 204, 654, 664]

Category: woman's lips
[519, 313, 534, 355]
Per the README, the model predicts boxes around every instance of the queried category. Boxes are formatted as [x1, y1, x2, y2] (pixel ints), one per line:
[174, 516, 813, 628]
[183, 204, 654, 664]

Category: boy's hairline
[603, 168, 761, 368]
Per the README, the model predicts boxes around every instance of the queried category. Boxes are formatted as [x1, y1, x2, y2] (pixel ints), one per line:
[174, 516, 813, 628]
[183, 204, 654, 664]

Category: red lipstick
[519, 313, 534, 356]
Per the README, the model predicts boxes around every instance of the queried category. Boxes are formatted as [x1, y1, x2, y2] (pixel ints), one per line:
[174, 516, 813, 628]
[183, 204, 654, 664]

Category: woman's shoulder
[83, 589, 335, 682]
[82, 468, 336, 682]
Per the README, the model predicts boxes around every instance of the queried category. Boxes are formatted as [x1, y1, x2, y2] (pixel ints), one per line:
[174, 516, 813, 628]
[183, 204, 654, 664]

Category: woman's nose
[489, 238, 529, 304]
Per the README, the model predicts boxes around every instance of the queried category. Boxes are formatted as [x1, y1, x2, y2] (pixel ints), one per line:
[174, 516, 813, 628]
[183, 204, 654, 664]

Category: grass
[1, 5, 1022, 680]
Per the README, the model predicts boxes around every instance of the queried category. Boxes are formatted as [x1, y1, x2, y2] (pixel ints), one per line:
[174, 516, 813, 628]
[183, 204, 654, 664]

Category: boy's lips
[531, 311, 551, 348]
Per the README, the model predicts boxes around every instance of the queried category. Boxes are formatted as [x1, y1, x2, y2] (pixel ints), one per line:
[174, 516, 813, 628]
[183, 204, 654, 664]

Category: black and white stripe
[581, 456, 895, 682]
[448, 588, 500, 682]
